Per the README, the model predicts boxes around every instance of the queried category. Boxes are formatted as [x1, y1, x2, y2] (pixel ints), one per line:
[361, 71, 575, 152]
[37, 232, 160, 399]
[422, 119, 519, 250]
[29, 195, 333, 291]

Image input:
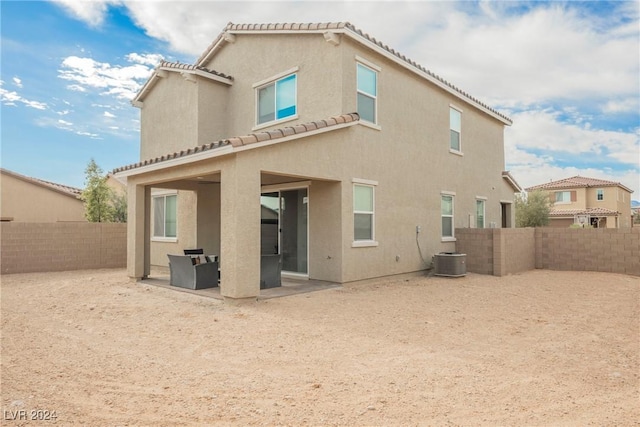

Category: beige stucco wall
[203, 34, 344, 137]
[128, 30, 516, 295]
[138, 75, 230, 156]
[0, 172, 85, 222]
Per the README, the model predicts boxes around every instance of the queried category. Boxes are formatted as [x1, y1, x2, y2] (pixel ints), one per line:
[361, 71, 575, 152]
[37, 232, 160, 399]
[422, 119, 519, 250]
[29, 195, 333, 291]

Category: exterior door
[260, 188, 308, 275]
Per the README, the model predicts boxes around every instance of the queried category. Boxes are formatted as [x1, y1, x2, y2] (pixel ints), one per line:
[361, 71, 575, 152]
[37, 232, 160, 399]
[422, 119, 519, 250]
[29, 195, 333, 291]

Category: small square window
[596, 189, 604, 201]
[257, 74, 297, 125]
[555, 191, 571, 203]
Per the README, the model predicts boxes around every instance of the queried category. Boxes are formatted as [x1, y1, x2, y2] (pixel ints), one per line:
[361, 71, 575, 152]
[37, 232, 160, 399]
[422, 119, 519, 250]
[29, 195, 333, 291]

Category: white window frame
[476, 197, 487, 229]
[253, 67, 299, 130]
[356, 57, 380, 128]
[352, 178, 378, 247]
[555, 191, 571, 204]
[596, 189, 604, 201]
[449, 105, 463, 155]
[441, 191, 456, 241]
[152, 191, 178, 242]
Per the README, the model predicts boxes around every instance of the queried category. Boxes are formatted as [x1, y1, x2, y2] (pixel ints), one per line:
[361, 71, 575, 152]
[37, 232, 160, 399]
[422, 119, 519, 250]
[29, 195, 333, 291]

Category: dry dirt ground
[1, 268, 638, 426]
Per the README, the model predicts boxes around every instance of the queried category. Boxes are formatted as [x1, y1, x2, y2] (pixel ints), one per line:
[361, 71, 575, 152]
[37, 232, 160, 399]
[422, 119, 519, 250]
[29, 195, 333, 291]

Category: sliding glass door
[260, 188, 308, 275]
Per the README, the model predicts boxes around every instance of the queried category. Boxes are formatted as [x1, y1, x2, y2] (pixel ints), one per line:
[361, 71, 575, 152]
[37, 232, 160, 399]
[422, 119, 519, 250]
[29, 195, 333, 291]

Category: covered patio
[141, 270, 342, 300]
[113, 114, 360, 300]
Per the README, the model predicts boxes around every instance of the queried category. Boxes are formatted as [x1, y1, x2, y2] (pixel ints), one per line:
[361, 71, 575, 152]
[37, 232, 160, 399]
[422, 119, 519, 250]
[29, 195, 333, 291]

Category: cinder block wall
[455, 228, 535, 276]
[536, 228, 640, 276]
[0, 223, 127, 274]
[454, 229, 493, 274]
[499, 228, 536, 276]
[456, 227, 640, 277]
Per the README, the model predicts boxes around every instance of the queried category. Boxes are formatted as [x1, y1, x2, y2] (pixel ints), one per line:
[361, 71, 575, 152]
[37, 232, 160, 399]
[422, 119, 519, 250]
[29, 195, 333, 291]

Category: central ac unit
[433, 252, 467, 277]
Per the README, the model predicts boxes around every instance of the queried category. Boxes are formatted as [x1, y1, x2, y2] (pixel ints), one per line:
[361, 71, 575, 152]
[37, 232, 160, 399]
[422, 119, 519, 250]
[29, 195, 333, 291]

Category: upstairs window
[555, 191, 571, 204]
[450, 107, 462, 152]
[153, 194, 177, 239]
[257, 73, 297, 125]
[357, 63, 377, 123]
[596, 189, 604, 201]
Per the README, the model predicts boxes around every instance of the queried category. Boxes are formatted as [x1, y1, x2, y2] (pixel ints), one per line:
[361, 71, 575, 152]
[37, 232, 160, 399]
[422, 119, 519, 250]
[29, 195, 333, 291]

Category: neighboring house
[0, 168, 85, 222]
[107, 173, 127, 198]
[526, 176, 634, 228]
[114, 22, 521, 300]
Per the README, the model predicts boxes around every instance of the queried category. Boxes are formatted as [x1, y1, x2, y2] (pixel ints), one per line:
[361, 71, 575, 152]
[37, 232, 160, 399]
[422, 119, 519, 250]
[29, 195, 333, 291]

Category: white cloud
[507, 109, 639, 165]
[120, 1, 451, 58]
[76, 131, 100, 138]
[506, 110, 640, 195]
[51, 0, 639, 195]
[58, 55, 155, 100]
[403, 2, 639, 112]
[51, 0, 119, 27]
[126, 53, 164, 67]
[12, 77, 22, 88]
[0, 81, 48, 110]
[104, 111, 115, 118]
[58, 119, 73, 126]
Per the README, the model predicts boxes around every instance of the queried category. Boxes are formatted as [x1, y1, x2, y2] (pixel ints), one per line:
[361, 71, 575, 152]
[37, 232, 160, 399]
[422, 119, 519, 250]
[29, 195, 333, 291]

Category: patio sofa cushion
[168, 254, 219, 290]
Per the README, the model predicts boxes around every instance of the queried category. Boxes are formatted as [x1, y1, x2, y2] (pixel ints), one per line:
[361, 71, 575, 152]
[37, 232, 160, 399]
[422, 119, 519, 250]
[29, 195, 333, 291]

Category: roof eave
[113, 114, 359, 179]
[502, 171, 523, 193]
[132, 64, 233, 106]
[339, 27, 512, 126]
[196, 23, 511, 125]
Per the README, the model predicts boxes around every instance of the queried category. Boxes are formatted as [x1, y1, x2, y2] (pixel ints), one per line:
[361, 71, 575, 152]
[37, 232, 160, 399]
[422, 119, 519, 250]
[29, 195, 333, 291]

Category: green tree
[82, 159, 114, 222]
[111, 191, 127, 223]
[515, 190, 551, 227]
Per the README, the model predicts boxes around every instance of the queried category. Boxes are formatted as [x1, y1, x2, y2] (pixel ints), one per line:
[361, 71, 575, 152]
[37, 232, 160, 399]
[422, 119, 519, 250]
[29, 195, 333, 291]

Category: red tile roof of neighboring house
[112, 113, 360, 174]
[526, 176, 633, 193]
[194, 22, 511, 125]
[0, 168, 82, 199]
[549, 207, 620, 217]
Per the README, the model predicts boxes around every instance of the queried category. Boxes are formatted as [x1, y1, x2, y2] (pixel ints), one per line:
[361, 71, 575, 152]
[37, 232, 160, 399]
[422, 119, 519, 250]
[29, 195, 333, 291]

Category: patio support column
[127, 183, 150, 280]
[219, 160, 261, 300]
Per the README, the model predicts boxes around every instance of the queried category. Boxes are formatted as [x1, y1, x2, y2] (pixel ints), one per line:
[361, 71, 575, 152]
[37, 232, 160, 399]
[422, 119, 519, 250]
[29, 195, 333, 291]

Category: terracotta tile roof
[549, 207, 620, 217]
[113, 113, 359, 174]
[157, 60, 233, 80]
[526, 176, 633, 193]
[132, 60, 233, 104]
[0, 168, 82, 199]
[196, 22, 511, 125]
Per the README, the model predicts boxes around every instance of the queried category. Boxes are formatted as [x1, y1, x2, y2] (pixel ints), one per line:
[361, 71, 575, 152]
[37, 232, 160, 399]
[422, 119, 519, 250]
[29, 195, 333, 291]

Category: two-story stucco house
[526, 176, 633, 228]
[113, 22, 521, 300]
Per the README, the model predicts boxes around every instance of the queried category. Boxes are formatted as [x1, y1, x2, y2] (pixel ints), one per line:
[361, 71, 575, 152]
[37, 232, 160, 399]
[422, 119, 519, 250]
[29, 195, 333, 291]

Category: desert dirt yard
[1, 268, 638, 426]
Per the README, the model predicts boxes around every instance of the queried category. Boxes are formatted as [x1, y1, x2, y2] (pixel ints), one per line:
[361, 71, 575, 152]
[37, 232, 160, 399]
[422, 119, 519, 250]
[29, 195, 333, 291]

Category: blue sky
[1, 0, 639, 196]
